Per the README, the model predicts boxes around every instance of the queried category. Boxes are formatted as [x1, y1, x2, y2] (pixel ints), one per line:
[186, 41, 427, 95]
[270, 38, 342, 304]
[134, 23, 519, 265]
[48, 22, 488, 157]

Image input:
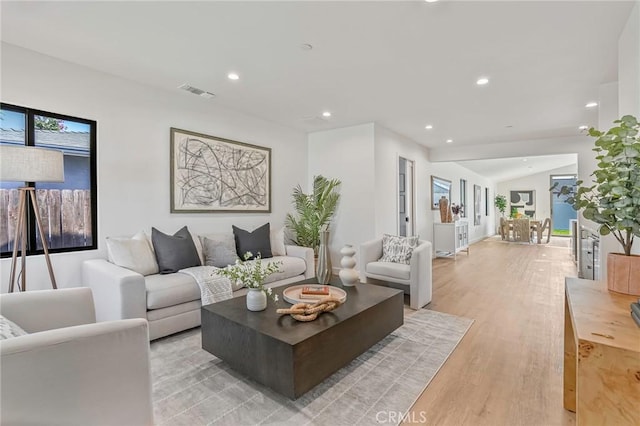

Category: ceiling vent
[178, 83, 215, 99]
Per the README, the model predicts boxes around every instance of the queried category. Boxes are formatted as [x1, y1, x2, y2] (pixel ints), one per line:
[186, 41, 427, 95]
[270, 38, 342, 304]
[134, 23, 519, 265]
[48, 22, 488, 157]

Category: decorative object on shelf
[339, 244, 358, 286]
[170, 128, 271, 213]
[0, 145, 64, 292]
[215, 251, 281, 311]
[494, 194, 507, 217]
[285, 175, 341, 255]
[276, 297, 343, 322]
[316, 229, 332, 284]
[451, 203, 463, 222]
[552, 115, 640, 296]
[439, 196, 452, 223]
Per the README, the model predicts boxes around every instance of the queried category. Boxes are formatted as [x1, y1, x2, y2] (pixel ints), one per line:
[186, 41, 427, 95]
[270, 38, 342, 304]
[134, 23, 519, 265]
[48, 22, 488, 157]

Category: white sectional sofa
[83, 230, 314, 340]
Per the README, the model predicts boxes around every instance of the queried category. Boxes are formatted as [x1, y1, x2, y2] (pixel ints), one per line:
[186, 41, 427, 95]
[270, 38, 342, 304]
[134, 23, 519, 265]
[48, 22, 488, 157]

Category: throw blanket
[178, 266, 233, 305]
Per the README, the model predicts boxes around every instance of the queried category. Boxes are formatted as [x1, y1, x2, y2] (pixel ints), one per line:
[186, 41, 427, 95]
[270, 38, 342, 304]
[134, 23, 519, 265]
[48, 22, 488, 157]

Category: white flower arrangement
[216, 252, 282, 302]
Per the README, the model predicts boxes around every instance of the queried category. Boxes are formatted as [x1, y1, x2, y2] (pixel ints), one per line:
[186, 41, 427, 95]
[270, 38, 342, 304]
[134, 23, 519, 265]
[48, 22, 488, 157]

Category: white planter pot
[246, 288, 267, 311]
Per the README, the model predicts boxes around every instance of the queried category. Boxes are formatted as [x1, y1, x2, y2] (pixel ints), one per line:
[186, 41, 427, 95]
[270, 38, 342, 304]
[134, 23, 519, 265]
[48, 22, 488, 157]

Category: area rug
[150, 309, 473, 426]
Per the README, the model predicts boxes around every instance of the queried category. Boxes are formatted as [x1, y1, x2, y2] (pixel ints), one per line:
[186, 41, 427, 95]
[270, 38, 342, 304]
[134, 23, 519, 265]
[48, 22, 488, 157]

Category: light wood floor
[405, 236, 577, 426]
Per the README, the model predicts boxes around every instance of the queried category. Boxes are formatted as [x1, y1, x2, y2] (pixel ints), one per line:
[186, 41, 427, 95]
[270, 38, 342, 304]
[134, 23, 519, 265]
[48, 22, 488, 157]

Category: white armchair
[359, 238, 433, 309]
[0, 288, 154, 426]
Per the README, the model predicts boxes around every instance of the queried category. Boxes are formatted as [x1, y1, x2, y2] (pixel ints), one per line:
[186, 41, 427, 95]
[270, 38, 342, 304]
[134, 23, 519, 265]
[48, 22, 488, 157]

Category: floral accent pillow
[379, 234, 419, 264]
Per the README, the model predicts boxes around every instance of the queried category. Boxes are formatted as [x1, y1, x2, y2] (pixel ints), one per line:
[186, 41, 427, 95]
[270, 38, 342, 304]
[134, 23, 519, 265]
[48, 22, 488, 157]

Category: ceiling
[457, 153, 578, 182]
[0, 1, 634, 152]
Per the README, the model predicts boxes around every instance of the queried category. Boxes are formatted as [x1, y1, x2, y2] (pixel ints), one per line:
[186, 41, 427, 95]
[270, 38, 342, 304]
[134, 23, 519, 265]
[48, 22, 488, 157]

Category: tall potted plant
[285, 175, 341, 255]
[494, 194, 507, 217]
[553, 115, 640, 295]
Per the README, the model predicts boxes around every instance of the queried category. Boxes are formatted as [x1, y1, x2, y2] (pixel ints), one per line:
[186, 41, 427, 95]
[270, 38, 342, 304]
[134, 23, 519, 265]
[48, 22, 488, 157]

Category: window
[460, 179, 467, 217]
[1, 103, 97, 256]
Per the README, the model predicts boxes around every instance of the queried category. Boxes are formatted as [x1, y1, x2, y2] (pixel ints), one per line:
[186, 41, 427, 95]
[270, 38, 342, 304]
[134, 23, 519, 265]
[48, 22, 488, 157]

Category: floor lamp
[0, 145, 64, 292]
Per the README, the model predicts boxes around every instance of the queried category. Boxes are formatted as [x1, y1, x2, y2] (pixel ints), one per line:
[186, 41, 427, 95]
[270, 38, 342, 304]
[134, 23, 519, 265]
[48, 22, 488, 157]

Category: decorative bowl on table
[282, 284, 347, 305]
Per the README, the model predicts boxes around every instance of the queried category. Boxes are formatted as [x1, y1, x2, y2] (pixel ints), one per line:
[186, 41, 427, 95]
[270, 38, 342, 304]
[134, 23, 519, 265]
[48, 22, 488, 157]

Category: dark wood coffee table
[201, 277, 403, 399]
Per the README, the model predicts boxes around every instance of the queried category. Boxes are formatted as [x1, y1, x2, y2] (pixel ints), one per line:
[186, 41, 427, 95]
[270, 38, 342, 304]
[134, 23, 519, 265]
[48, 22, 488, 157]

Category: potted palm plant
[285, 175, 341, 255]
[494, 194, 507, 217]
[553, 115, 640, 295]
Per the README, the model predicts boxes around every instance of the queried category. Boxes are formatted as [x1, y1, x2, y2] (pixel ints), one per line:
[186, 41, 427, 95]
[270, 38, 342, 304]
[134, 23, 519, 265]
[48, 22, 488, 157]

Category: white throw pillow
[379, 234, 419, 264]
[106, 231, 159, 276]
[0, 314, 28, 340]
[270, 227, 286, 256]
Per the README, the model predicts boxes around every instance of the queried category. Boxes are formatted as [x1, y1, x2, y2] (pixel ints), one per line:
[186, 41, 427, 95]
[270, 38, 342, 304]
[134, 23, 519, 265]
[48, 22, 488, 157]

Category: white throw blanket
[178, 266, 233, 305]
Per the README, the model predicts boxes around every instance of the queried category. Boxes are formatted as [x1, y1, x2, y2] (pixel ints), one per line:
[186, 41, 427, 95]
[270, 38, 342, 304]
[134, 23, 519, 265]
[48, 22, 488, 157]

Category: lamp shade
[0, 145, 64, 182]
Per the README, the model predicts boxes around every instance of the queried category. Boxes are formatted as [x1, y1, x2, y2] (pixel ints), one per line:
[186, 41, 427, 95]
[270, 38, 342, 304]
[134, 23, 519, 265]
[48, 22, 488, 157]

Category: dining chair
[499, 217, 511, 240]
[513, 218, 531, 243]
[534, 218, 551, 243]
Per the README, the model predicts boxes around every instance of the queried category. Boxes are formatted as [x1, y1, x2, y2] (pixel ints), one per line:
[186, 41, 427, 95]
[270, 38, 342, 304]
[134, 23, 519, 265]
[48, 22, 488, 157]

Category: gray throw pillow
[232, 223, 272, 259]
[151, 226, 201, 274]
[200, 234, 239, 268]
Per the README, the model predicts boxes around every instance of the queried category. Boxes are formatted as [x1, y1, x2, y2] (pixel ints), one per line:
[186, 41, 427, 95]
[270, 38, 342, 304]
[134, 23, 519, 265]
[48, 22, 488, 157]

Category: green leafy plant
[285, 175, 341, 254]
[552, 115, 640, 256]
[216, 252, 282, 302]
[494, 194, 507, 216]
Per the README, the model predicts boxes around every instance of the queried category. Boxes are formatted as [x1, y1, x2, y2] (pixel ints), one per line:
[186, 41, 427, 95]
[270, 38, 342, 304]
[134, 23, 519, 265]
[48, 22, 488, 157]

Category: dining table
[503, 218, 544, 243]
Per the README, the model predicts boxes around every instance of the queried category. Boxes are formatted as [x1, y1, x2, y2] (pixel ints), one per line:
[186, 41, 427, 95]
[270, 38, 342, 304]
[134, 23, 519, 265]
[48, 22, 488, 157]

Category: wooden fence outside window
[0, 188, 92, 252]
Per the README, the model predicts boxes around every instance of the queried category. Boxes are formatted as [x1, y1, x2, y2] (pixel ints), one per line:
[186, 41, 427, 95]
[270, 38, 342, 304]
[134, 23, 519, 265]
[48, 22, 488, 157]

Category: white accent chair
[359, 238, 433, 309]
[0, 288, 154, 426]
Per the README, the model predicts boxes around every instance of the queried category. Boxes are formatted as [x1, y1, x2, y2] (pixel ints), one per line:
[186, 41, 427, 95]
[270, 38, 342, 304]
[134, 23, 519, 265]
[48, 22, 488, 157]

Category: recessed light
[425, 124, 433, 130]
[476, 77, 489, 85]
[446, 139, 453, 143]
[578, 125, 589, 130]
[322, 111, 331, 118]
[585, 102, 598, 108]
[522, 158, 528, 162]
[227, 73, 240, 81]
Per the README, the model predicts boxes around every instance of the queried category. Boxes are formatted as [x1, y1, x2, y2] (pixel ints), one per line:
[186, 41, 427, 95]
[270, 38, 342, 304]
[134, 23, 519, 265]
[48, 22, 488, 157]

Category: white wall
[619, 1, 640, 118]
[0, 43, 308, 291]
[373, 124, 432, 241]
[307, 124, 376, 268]
[497, 163, 578, 221]
[309, 122, 463, 271]
[430, 162, 495, 243]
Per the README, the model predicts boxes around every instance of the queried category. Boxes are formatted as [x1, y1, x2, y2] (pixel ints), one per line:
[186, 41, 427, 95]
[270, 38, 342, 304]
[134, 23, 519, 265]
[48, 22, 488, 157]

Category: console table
[563, 277, 640, 425]
[433, 220, 469, 259]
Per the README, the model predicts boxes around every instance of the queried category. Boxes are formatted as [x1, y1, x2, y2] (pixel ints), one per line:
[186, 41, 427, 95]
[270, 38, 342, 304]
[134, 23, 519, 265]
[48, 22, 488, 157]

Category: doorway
[550, 174, 578, 235]
[398, 157, 415, 237]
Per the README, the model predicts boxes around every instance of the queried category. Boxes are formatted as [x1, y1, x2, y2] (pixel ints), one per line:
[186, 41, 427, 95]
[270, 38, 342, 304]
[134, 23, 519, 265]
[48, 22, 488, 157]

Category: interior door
[398, 157, 415, 236]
